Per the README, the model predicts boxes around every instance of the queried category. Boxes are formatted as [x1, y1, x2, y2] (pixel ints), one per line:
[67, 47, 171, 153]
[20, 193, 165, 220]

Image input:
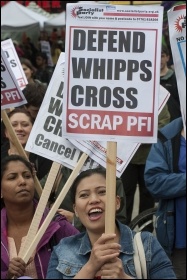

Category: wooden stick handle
[18, 161, 61, 258]
[22, 152, 88, 263]
[105, 141, 117, 234]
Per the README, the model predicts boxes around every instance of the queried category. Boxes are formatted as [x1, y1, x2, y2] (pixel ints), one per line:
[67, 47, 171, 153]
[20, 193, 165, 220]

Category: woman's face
[21, 63, 33, 82]
[5, 113, 33, 146]
[74, 174, 120, 234]
[1, 161, 35, 205]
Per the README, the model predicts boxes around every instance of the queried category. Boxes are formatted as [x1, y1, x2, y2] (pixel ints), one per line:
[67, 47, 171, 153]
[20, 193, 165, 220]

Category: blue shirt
[46, 221, 176, 279]
[175, 135, 186, 248]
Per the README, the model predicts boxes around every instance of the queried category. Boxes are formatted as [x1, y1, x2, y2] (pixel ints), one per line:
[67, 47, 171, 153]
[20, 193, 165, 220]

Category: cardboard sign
[168, 4, 186, 134]
[1, 39, 28, 90]
[62, 3, 164, 143]
[1, 48, 27, 110]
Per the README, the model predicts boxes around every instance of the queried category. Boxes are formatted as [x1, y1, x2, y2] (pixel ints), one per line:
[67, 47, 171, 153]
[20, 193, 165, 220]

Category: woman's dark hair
[20, 57, 37, 75]
[70, 167, 106, 204]
[1, 155, 35, 209]
[1, 155, 34, 182]
[22, 83, 46, 107]
[36, 51, 48, 62]
[161, 44, 169, 56]
[1, 108, 34, 139]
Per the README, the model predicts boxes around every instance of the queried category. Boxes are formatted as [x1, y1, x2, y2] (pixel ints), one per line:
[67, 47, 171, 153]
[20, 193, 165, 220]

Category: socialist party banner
[168, 4, 186, 134]
[62, 3, 164, 143]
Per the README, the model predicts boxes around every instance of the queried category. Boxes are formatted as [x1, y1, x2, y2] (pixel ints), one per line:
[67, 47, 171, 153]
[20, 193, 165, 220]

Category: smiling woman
[46, 167, 177, 279]
[1, 154, 79, 279]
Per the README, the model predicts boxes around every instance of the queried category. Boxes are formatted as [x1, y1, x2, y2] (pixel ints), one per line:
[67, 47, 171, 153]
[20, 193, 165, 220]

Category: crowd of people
[1, 6, 186, 280]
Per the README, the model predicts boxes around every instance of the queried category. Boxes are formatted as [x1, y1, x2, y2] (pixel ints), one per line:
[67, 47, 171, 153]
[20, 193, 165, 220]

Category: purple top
[1, 202, 79, 279]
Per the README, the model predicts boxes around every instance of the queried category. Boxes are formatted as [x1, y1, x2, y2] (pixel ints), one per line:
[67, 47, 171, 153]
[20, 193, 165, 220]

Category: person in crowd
[35, 52, 53, 85]
[160, 44, 181, 121]
[57, 37, 65, 52]
[1, 155, 79, 279]
[22, 36, 39, 67]
[120, 104, 170, 231]
[13, 40, 25, 58]
[50, 28, 59, 42]
[46, 167, 176, 279]
[21, 83, 47, 119]
[20, 58, 42, 85]
[144, 117, 186, 279]
[51, 41, 62, 66]
[1, 108, 52, 180]
[40, 166, 127, 232]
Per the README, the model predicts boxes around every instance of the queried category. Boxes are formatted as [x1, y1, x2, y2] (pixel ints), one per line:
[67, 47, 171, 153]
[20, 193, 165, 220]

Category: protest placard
[168, 4, 186, 136]
[1, 39, 28, 90]
[1, 48, 27, 110]
[25, 53, 98, 171]
[62, 3, 164, 143]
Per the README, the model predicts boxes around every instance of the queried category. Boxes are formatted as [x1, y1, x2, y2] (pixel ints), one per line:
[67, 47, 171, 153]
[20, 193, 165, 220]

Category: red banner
[0, 1, 66, 12]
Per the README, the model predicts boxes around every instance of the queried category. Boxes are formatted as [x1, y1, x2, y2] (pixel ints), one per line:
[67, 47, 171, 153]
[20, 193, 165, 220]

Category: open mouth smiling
[88, 208, 103, 220]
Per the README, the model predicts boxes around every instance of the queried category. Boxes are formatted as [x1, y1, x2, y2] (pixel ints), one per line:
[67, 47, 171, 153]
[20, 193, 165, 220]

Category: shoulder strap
[133, 232, 147, 279]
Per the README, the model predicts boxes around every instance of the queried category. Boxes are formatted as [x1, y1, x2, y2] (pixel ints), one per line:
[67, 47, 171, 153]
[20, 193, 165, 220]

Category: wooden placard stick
[105, 141, 117, 235]
[1, 110, 42, 196]
[21, 152, 88, 264]
[18, 161, 61, 258]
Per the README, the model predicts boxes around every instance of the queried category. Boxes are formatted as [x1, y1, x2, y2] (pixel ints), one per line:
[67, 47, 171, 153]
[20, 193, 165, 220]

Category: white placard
[1, 48, 27, 110]
[25, 53, 98, 171]
[1, 39, 28, 90]
[62, 3, 164, 143]
[168, 4, 186, 135]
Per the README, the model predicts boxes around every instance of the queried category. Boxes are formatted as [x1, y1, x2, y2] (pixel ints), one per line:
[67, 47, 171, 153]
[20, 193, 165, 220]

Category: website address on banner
[90, 141, 123, 164]
[66, 110, 154, 136]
